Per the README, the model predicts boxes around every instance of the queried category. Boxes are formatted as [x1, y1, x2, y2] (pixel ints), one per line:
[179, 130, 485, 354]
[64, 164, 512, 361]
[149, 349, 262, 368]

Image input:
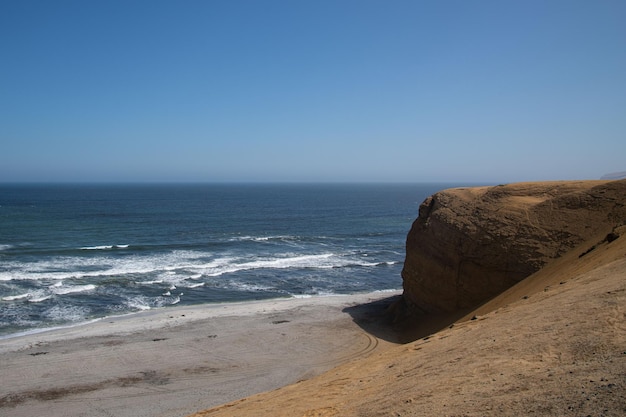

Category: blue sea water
[0, 183, 452, 337]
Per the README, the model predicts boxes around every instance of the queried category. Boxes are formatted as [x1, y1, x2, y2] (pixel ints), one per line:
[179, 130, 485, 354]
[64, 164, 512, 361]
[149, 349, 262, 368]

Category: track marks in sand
[319, 332, 379, 367]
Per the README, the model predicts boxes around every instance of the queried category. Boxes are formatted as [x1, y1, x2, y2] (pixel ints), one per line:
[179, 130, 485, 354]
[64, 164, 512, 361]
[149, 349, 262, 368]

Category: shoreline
[0, 289, 402, 342]
[0, 290, 402, 417]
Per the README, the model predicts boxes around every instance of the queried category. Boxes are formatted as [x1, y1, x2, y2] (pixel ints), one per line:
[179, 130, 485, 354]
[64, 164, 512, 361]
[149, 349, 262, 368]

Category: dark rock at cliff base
[401, 180, 626, 314]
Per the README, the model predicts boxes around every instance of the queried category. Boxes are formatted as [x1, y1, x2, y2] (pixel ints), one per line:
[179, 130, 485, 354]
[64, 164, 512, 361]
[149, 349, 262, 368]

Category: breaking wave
[80, 244, 130, 250]
[0, 250, 381, 282]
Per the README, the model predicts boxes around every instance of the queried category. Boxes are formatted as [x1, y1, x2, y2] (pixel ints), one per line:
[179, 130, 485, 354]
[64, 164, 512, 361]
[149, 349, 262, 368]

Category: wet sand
[0, 291, 401, 417]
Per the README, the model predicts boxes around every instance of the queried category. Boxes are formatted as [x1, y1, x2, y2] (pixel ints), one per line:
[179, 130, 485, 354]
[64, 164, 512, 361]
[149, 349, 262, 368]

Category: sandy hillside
[190, 186, 626, 417]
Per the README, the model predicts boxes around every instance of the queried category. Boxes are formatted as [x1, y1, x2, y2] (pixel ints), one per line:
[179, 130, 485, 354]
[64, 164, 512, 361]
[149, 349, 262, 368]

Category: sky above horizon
[1, 1, 625, 184]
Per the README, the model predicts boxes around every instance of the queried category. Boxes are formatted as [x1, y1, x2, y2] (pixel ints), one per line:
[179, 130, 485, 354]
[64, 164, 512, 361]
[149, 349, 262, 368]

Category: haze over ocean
[1, 1, 625, 184]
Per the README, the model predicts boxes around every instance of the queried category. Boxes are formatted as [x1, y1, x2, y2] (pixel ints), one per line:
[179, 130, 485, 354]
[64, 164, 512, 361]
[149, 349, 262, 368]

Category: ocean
[0, 183, 453, 338]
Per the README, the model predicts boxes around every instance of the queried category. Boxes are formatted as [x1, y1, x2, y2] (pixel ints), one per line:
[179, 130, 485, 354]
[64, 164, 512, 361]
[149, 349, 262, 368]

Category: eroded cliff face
[401, 180, 626, 313]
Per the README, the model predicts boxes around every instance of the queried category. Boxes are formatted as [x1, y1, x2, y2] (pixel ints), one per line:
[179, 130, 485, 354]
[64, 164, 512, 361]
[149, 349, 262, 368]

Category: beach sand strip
[0, 291, 401, 417]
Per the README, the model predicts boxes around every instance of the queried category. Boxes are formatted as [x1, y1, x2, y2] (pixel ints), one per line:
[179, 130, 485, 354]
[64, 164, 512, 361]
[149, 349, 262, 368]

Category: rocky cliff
[401, 180, 626, 313]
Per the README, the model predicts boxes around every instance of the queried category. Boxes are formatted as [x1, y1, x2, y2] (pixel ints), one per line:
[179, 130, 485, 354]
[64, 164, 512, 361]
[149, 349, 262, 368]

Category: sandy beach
[0, 291, 402, 417]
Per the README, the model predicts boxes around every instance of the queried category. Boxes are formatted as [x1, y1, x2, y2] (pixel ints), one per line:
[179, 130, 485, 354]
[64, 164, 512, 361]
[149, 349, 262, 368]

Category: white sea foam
[198, 253, 340, 277]
[231, 235, 296, 242]
[0, 249, 388, 283]
[0, 244, 13, 251]
[44, 305, 89, 322]
[51, 284, 96, 295]
[372, 288, 402, 293]
[290, 291, 353, 299]
[0, 250, 206, 281]
[313, 291, 345, 297]
[28, 295, 52, 303]
[187, 252, 388, 279]
[229, 282, 274, 292]
[81, 245, 113, 250]
[123, 293, 182, 311]
[80, 244, 130, 250]
[2, 293, 31, 301]
[125, 297, 152, 311]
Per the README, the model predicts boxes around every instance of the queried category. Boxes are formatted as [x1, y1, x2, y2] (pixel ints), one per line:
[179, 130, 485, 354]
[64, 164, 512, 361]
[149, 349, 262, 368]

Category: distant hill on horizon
[601, 171, 626, 180]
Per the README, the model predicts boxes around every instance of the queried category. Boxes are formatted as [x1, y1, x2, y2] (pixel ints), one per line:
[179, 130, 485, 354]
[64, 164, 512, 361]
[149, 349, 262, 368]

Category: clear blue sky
[1, 0, 625, 183]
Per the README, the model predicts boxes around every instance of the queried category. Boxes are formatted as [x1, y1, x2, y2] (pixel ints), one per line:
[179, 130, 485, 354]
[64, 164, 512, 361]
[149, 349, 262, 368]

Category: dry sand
[0, 291, 402, 417]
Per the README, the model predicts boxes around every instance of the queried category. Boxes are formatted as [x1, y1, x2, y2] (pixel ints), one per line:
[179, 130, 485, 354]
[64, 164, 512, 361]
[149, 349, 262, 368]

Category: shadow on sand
[342, 295, 470, 344]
